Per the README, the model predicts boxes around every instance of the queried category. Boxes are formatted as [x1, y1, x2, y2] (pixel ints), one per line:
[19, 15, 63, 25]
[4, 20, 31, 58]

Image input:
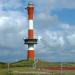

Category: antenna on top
[25, 1, 34, 9]
[28, 1, 34, 5]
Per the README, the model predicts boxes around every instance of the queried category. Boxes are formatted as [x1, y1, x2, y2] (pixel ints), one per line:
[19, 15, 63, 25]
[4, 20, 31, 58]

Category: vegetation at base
[0, 60, 75, 75]
[0, 60, 75, 68]
[0, 67, 75, 75]
[11, 59, 34, 67]
[0, 62, 8, 68]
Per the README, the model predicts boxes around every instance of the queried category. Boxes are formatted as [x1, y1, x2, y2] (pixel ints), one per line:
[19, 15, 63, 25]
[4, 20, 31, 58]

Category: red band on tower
[27, 7, 34, 20]
[27, 50, 35, 60]
[28, 29, 33, 39]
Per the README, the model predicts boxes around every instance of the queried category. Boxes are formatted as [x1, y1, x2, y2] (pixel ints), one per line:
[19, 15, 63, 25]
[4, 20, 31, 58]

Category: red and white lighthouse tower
[24, 2, 37, 61]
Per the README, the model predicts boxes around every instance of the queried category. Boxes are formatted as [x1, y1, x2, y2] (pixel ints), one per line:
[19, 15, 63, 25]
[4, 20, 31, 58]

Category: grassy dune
[0, 60, 75, 75]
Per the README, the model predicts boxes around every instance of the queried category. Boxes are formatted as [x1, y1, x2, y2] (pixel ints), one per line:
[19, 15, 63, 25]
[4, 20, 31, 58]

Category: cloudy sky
[0, 0, 75, 62]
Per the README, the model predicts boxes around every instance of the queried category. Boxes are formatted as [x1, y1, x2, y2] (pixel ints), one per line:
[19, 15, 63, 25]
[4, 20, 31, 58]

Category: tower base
[27, 50, 35, 60]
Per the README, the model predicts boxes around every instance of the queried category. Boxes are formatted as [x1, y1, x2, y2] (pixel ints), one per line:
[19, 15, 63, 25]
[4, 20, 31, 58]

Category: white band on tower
[28, 45, 34, 50]
[28, 20, 33, 29]
[28, 47, 34, 50]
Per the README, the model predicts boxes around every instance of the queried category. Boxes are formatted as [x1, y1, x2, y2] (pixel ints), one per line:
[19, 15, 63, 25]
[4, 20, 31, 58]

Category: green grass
[0, 67, 75, 75]
[0, 60, 75, 68]
[0, 60, 75, 75]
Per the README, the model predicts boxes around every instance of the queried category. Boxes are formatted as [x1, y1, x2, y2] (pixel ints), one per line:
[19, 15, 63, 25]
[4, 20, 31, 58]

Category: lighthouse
[24, 2, 38, 61]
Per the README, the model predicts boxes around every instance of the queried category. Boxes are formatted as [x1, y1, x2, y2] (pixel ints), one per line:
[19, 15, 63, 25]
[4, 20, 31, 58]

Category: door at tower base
[27, 50, 35, 60]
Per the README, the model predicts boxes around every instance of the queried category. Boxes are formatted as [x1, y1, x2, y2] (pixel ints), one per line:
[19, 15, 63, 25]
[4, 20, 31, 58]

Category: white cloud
[43, 31, 64, 47]
[60, 0, 75, 8]
[67, 33, 75, 46]
[36, 30, 65, 54]
[35, 13, 60, 31]
[0, 0, 22, 10]
[34, 9, 75, 56]
[61, 24, 70, 29]
[35, 0, 75, 13]
[0, 11, 27, 48]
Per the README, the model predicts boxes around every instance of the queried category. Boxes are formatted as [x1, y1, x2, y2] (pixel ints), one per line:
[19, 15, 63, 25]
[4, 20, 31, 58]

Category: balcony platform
[24, 39, 38, 44]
